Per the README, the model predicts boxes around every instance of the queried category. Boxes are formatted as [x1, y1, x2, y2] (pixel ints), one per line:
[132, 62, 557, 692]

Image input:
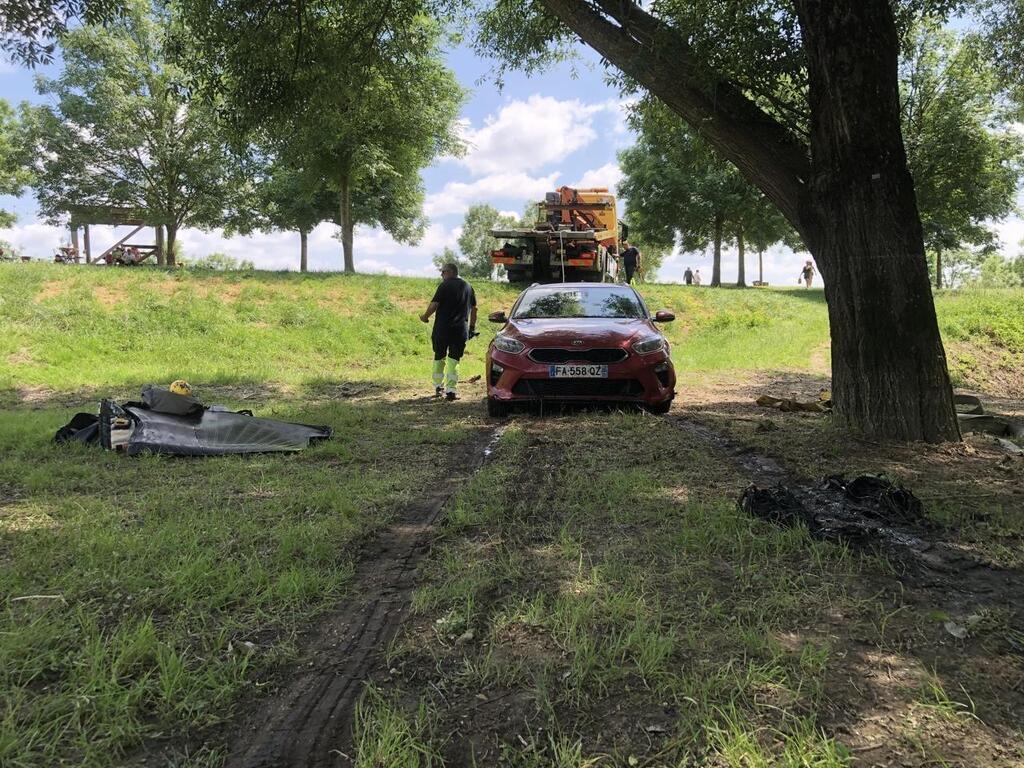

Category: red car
[485, 283, 676, 416]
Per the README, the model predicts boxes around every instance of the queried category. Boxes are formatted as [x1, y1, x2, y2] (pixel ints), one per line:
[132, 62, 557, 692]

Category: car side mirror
[488, 310, 508, 323]
[654, 310, 675, 323]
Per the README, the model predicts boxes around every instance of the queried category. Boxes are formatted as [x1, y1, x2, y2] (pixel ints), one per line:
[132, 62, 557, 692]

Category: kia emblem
[571, 339, 584, 346]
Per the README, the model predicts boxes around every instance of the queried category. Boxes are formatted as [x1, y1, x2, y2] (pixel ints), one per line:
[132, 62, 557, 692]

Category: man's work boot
[435, 387, 443, 397]
[445, 392, 459, 402]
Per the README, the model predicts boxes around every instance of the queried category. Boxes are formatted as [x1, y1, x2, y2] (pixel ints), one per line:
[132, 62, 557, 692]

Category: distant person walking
[683, 267, 694, 285]
[693, 269, 702, 286]
[620, 241, 641, 284]
[800, 260, 815, 288]
[420, 262, 477, 401]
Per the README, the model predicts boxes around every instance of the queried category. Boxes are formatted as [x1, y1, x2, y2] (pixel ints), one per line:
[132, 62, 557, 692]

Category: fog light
[490, 362, 504, 386]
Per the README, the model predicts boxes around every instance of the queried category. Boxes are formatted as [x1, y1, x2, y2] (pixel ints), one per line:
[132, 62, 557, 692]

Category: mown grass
[4, 266, 1022, 400]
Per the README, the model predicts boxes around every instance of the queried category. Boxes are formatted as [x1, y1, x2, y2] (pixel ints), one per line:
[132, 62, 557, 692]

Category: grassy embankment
[1, 263, 1022, 766]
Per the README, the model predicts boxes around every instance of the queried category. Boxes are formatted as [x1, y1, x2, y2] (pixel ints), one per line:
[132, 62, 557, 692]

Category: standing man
[683, 267, 694, 285]
[620, 240, 641, 284]
[420, 262, 477, 401]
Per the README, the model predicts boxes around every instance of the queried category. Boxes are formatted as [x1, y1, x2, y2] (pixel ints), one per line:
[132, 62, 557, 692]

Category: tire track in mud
[225, 425, 506, 768]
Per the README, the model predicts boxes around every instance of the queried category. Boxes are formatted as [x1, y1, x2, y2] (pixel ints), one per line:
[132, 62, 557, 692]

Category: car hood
[502, 317, 653, 347]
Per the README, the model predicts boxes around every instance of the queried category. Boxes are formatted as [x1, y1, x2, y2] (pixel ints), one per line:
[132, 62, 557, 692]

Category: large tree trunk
[711, 212, 723, 287]
[70, 225, 80, 258]
[758, 249, 764, 284]
[300, 228, 308, 273]
[82, 224, 91, 264]
[736, 230, 746, 287]
[539, 0, 960, 441]
[795, 0, 959, 442]
[165, 224, 177, 267]
[339, 173, 354, 274]
[935, 249, 943, 289]
[155, 225, 165, 266]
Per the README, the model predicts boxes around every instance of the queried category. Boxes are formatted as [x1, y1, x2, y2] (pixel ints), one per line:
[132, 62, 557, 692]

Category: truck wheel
[487, 398, 511, 418]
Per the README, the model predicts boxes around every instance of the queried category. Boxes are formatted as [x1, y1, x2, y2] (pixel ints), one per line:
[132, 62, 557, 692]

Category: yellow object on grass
[169, 380, 193, 396]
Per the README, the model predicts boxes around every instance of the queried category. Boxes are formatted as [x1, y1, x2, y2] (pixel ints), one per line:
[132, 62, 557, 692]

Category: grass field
[1, 264, 1022, 767]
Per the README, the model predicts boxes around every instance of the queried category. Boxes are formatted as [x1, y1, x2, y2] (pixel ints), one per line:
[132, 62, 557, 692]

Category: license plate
[548, 364, 608, 378]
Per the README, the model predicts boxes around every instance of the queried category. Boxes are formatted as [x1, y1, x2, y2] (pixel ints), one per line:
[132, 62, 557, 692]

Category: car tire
[487, 397, 511, 418]
[645, 398, 673, 415]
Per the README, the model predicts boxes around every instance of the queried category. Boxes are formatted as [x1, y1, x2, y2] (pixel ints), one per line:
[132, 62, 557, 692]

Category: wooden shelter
[65, 205, 164, 264]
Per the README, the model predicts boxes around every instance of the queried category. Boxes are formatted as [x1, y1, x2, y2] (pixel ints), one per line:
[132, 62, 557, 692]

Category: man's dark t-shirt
[621, 246, 640, 268]
[431, 277, 477, 334]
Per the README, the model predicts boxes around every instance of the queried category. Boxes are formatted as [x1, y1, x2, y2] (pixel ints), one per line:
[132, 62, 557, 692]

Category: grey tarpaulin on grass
[122, 405, 331, 456]
[55, 387, 332, 456]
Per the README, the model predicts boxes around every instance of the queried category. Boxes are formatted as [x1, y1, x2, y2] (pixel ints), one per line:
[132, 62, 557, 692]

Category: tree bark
[300, 228, 308, 273]
[736, 230, 746, 287]
[538, 0, 960, 442]
[155, 225, 165, 266]
[935, 249, 943, 289]
[165, 224, 177, 266]
[758, 249, 764, 284]
[70, 225, 79, 258]
[711, 212, 723, 287]
[83, 224, 91, 264]
[795, 0, 959, 442]
[339, 173, 354, 273]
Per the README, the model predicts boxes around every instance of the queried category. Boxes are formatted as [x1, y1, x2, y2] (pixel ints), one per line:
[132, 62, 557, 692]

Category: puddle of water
[482, 425, 508, 460]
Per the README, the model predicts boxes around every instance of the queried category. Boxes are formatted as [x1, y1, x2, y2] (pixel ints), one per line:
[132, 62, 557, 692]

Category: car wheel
[645, 398, 673, 415]
[487, 397, 511, 418]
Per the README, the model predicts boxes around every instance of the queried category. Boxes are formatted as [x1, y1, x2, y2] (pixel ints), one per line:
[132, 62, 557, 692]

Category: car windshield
[513, 287, 645, 319]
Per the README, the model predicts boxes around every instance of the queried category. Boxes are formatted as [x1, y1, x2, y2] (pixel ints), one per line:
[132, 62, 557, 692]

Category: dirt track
[225, 427, 502, 768]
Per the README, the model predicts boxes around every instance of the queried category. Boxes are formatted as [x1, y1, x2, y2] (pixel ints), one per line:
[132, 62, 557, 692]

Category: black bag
[140, 384, 204, 416]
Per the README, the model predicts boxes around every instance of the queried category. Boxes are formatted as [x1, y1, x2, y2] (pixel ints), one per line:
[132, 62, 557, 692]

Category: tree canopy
[25, 1, 240, 263]
[901, 23, 1023, 287]
[179, 0, 464, 272]
[0, 99, 30, 227]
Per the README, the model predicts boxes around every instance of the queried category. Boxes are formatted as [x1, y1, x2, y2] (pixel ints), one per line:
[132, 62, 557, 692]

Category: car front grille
[528, 347, 628, 364]
[511, 379, 645, 398]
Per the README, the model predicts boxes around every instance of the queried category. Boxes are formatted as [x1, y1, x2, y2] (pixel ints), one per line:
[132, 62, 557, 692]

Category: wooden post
[70, 224, 80, 261]
[155, 226, 165, 266]
[83, 224, 92, 263]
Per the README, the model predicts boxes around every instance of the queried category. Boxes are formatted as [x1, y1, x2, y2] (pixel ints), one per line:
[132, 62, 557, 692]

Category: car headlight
[492, 334, 525, 354]
[632, 336, 667, 355]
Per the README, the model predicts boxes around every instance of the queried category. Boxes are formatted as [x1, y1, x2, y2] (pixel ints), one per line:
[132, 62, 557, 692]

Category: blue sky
[2, 36, 1021, 284]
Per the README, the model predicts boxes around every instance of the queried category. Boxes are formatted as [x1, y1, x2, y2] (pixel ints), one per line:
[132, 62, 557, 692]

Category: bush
[189, 252, 255, 271]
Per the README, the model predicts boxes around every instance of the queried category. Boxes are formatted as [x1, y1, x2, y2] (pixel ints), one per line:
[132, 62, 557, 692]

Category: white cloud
[572, 162, 623, 193]
[424, 171, 560, 217]
[457, 95, 619, 176]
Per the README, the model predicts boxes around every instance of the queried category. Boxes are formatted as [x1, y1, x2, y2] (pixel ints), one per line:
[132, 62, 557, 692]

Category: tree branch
[538, 0, 811, 233]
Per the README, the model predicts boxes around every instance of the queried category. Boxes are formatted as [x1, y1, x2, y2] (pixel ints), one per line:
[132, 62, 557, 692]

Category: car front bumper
[486, 347, 676, 406]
